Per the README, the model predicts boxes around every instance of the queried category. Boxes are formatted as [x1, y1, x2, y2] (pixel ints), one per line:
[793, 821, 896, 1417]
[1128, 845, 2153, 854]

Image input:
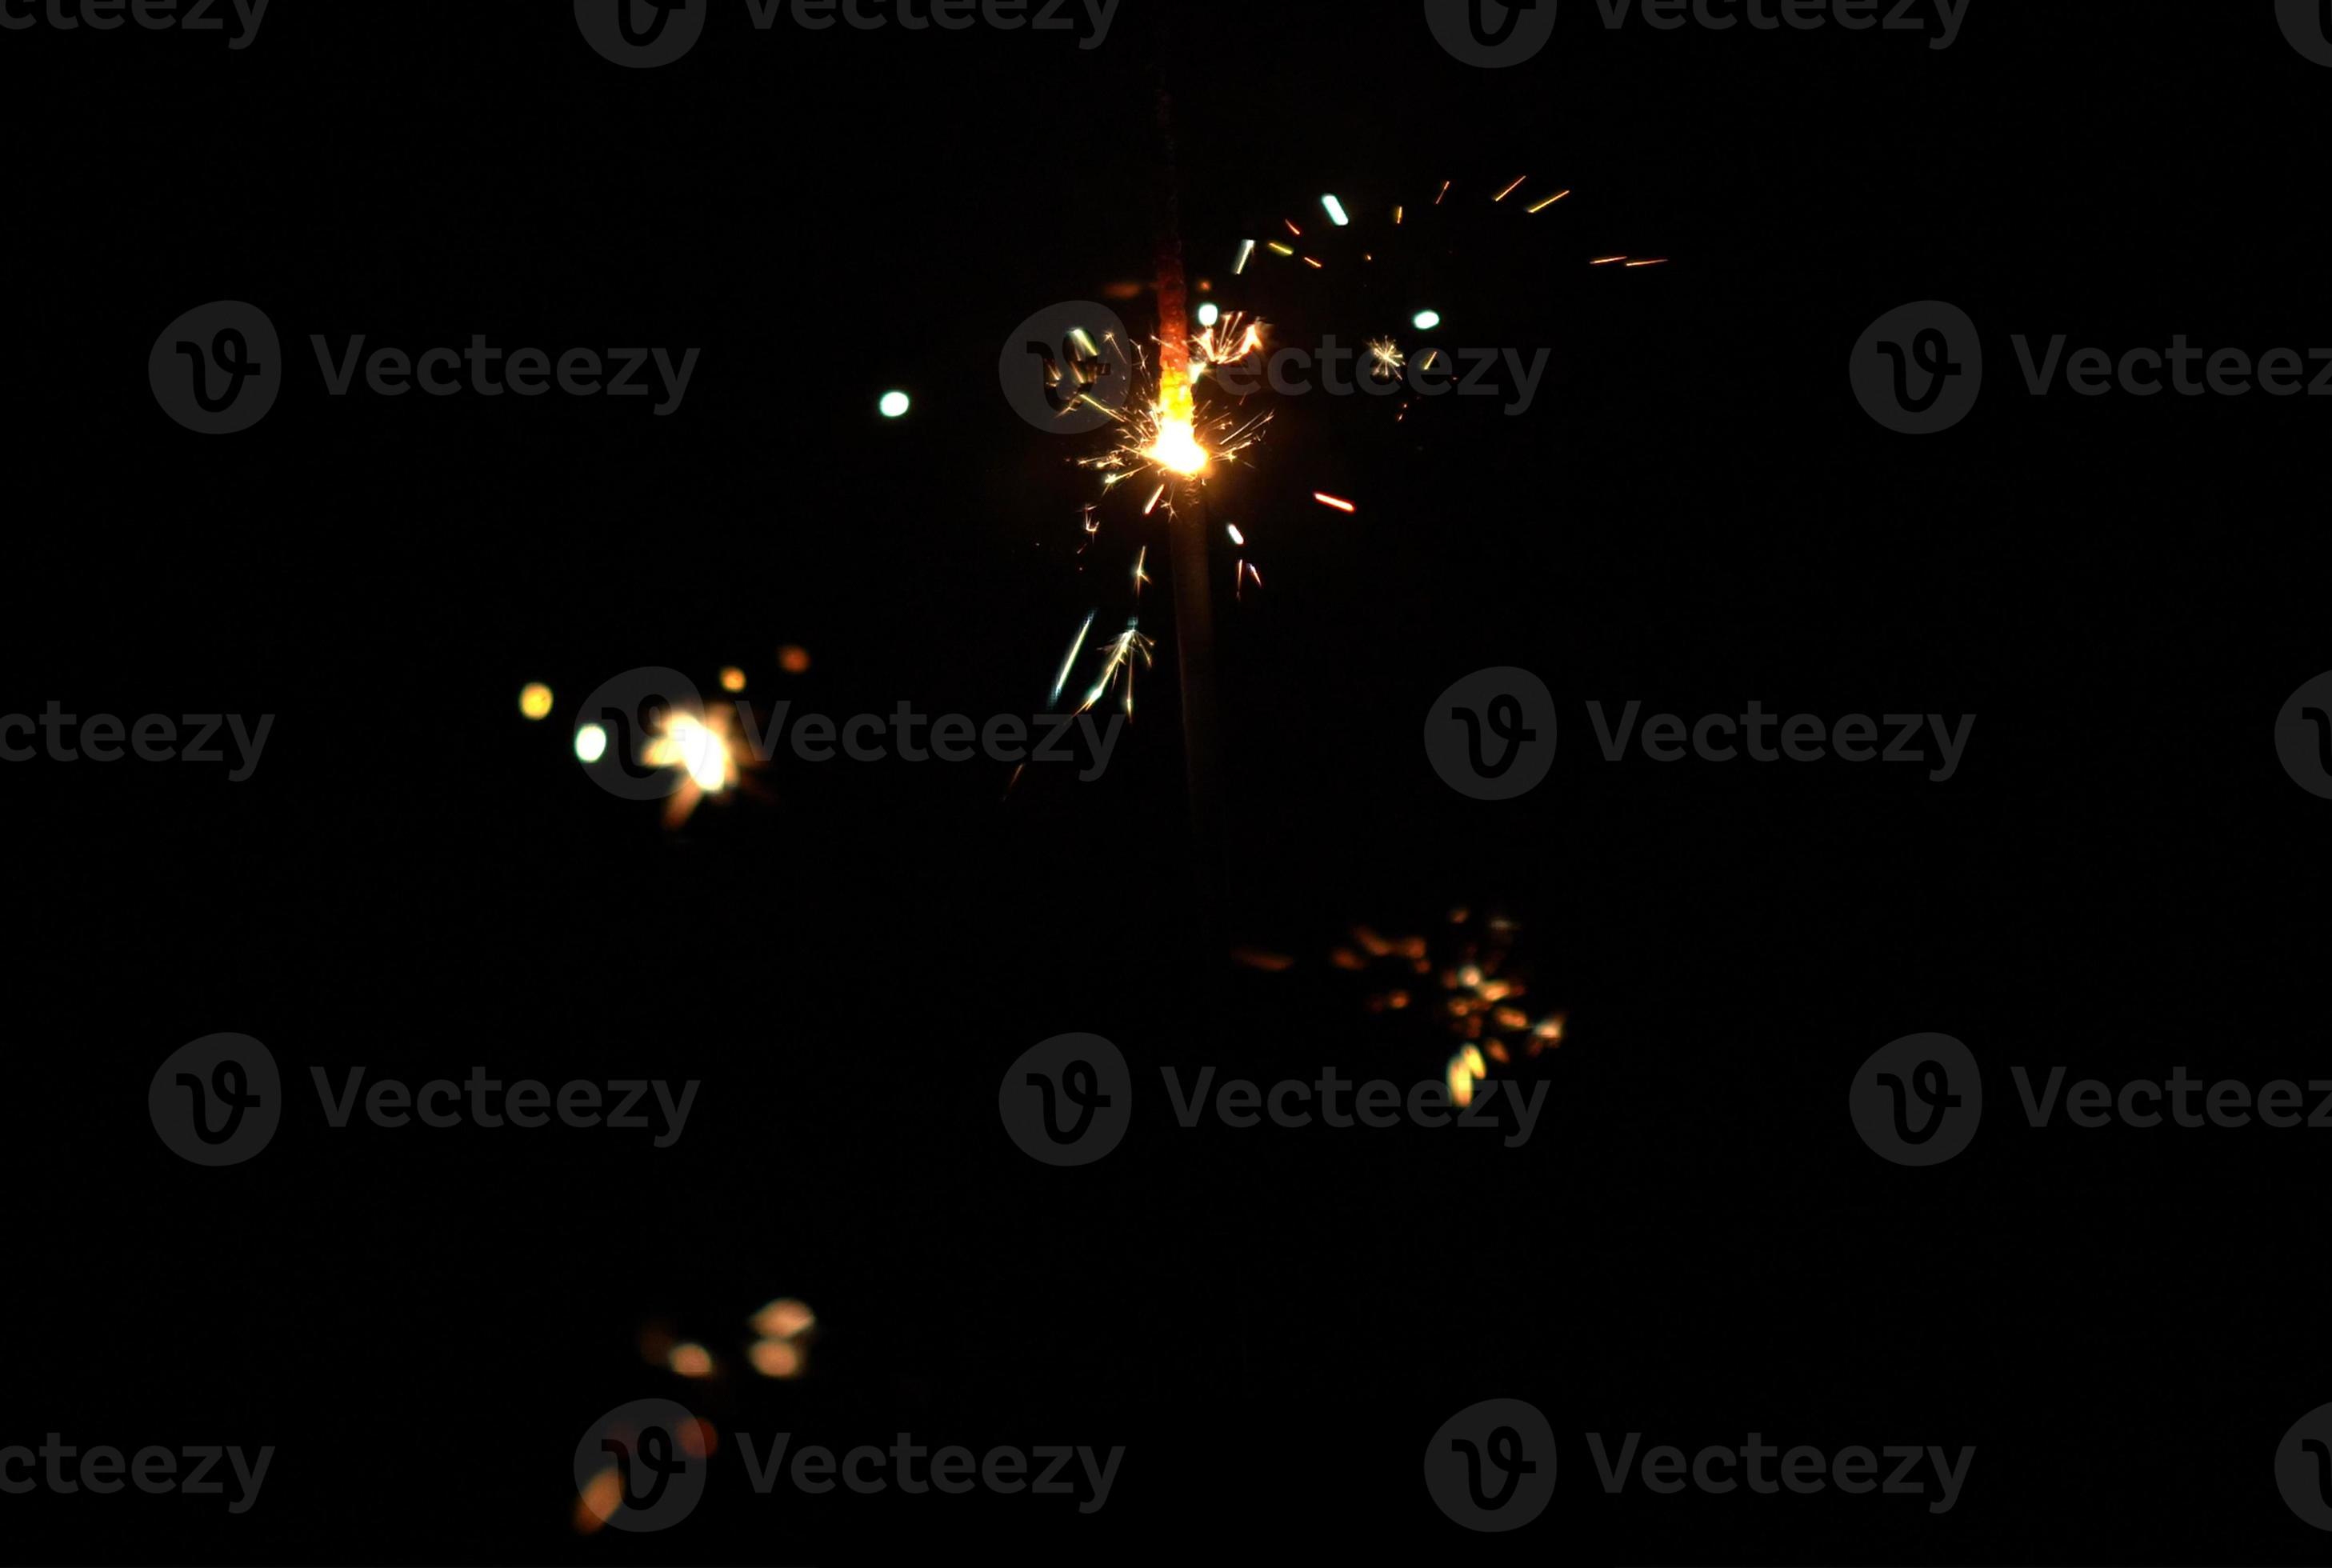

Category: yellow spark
[1447, 1045, 1489, 1108]
[1494, 174, 1527, 202]
[1266, 241, 1294, 257]
[750, 1298, 817, 1340]
[1314, 493, 1356, 513]
[1590, 254, 1628, 265]
[1625, 258, 1669, 267]
[1526, 189, 1571, 214]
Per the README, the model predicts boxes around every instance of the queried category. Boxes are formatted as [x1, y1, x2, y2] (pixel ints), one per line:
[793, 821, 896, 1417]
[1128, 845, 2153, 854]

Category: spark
[1321, 194, 1350, 226]
[1448, 1045, 1489, 1108]
[1266, 241, 1294, 257]
[1226, 523, 1246, 546]
[1434, 180, 1450, 204]
[1131, 546, 1150, 598]
[1494, 174, 1528, 202]
[1625, 258, 1669, 267]
[1590, 254, 1628, 265]
[1283, 218, 1303, 237]
[1526, 189, 1570, 214]
[1079, 621, 1155, 718]
[1366, 338, 1406, 379]
[1314, 493, 1356, 513]
[1234, 239, 1255, 274]
[1050, 610, 1096, 707]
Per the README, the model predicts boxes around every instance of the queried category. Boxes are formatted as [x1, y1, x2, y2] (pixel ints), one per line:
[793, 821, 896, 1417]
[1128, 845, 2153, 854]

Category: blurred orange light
[749, 1338, 804, 1378]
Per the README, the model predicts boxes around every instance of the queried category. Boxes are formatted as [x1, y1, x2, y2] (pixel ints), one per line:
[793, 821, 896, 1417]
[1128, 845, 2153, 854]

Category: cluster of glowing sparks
[1234, 907, 1565, 1109]
[522, 649, 812, 828]
[575, 1296, 819, 1534]
[1041, 174, 1658, 728]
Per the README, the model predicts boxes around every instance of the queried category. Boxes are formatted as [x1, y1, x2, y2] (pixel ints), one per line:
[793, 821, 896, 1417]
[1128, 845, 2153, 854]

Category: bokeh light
[719, 666, 746, 693]
[518, 682, 554, 720]
[574, 723, 608, 763]
[778, 644, 812, 674]
[878, 390, 911, 418]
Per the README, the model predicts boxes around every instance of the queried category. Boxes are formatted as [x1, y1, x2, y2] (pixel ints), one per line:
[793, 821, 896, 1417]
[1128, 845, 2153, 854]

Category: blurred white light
[1321, 194, 1350, 226]
[1196, 302, 1220, 327]
[878, 390, 910, 418]
[574, 723, 608, 764]
[1412, 310, 1442, 331]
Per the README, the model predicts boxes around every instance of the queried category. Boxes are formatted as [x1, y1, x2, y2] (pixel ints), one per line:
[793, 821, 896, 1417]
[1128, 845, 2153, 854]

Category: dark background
[2, 0, 2328, 1560]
